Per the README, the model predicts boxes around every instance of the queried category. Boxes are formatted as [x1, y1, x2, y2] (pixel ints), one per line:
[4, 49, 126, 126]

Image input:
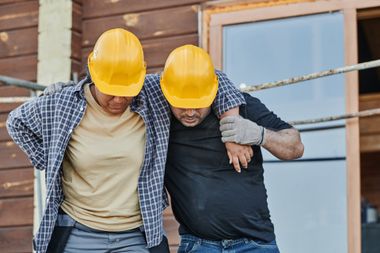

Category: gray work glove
[220, 115, 266, 146]
[42, 81, 75, 96]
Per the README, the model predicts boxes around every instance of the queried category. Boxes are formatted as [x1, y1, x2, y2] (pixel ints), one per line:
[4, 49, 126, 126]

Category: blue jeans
[178, 234, 280, 253]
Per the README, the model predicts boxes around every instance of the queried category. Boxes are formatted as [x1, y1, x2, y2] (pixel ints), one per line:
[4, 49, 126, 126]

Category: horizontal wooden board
[361, 134, 380, 152]
[0, 168, 34, 198]
[82, 33, 198, 69]
[82, 5, 198, 47]
[0, 141, 31, 170]
[360, 116, 380, 135]
[0, 197, 33, 227]
[0, 27, 37, 58]
[0, 86, 31, 97]
[147, 66, 163, 74]
[0, 102, 23, 114]
[359, 93, 380, 110]
[0, 1, 38, 31]
[0, 113, 10, 141]
[0, 226, 33, 252]
[83, 0, 207, 19]
[0, 54, 37, 81]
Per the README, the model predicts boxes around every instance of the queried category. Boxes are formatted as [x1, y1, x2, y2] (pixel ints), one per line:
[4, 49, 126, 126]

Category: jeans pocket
[178, 240, 197, 253]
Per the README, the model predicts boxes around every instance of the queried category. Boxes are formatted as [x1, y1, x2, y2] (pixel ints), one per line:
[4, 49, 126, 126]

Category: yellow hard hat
[160, 45, 218, 108]
[88, 28, 146, 97]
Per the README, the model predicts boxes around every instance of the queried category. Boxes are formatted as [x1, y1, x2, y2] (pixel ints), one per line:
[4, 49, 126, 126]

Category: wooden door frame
[201, 1, 380, 253]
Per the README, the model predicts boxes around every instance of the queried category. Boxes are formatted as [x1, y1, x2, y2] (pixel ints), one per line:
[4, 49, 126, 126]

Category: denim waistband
[180, 234, 261, 248]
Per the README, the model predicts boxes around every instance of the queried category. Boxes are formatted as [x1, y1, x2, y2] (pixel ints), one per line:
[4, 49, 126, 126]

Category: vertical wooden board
[82, 5, 198, 47]
[0, 168, 34, 198]
[0, 197, 33, 227]
[0, 27, 38, 58]
[0, 226, 33, 252]
[83, 0, 207, 19]
[0, 55, 37, 81]
[0, 141, 31, 170]
[0, 1, 38, 30]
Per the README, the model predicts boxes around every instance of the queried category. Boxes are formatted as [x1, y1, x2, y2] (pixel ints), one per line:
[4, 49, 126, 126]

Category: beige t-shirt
[60, 84, 146, 231]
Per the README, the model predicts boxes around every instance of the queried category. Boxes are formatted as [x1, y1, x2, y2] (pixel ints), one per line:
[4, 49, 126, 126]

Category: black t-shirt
[164, 93, 292, 242]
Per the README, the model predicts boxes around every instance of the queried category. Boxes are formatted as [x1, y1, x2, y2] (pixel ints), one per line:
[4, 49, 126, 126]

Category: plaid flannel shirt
[6, 71, 245, 253]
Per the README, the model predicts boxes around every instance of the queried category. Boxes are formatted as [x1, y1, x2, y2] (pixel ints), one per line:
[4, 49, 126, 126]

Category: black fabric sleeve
[241, 93, 292, 131]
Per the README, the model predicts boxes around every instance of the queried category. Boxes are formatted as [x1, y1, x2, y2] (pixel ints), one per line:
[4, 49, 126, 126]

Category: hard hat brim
[161, 79, 218, 109]
[88, 52, 146, 97]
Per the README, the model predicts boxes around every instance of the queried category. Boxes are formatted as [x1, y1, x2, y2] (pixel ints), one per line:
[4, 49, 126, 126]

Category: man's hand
[225, 142, 254, 173]
[220, 116, 266, 146]
[42, 81, 75, 96]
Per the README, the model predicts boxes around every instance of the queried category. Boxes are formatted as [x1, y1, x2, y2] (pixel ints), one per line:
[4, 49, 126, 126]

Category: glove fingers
[220, 116, 239, 125]
[221, 129, 236, 137]
[219, 122, 235, 132]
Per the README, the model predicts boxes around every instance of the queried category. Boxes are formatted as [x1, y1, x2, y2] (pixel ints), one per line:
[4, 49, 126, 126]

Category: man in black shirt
[162, 45, 304, 252]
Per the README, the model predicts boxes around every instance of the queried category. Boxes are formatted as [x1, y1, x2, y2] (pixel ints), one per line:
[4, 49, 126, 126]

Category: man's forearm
[262, 128, 304, 160]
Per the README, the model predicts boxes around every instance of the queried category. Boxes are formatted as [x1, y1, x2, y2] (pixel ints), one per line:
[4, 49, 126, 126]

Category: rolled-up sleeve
[212, 70, 246, 117]
[6, 98, 46, 170]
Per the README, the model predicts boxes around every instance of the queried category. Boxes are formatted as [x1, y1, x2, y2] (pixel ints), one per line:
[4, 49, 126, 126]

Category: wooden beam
[344, 7, 361, 253]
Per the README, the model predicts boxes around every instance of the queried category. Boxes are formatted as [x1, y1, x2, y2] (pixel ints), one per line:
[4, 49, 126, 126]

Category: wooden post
[35, 0, 74, 234]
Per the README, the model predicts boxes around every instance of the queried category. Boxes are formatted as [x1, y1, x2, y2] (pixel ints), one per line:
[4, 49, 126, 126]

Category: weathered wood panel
[0, 27, 38, 58]
[0, 1, 38, 30]
[361, 152, 380, 212]
[0, 55, 37, 81]
[0, 168, 33, 198]
[0, 141, 31, 170]
[359, 93, 380, 152]
[83, 0, 207, 19]
[0, 226, 33, 252]
[0, 113, 10, 141]
[82, 5, 198, 47]
[82, 34, 198, 69]
[0, 197, 33, 227]
[0, 86, 30, 97]
[72, 31, 82, 61]
[0, 102, 22, 114]
[72, 1, 82, 33]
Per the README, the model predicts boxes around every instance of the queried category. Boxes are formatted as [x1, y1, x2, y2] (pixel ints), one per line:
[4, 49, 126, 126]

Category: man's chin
[180, 120, 200, 127]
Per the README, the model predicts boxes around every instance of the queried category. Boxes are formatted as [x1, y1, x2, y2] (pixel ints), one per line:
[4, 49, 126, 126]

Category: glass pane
[223, 12, 348, 253]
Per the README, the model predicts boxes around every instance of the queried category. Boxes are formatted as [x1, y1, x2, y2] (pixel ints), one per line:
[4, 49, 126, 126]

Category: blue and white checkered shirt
[7, 71, 245, 253]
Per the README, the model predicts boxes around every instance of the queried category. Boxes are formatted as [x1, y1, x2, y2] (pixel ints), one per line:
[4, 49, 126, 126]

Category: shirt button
[69, 129, 72, 133]
[80, 106, 83, 111]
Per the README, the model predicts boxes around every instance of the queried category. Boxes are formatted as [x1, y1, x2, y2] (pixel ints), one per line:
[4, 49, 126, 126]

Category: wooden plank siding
[0, 0, 38, 251]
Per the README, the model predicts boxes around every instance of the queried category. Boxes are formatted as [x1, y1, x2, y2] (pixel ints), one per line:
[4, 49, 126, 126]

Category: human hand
[220, 115, 266, 146]
[224, 142, 254, 173]
[42, 81, 75, 96]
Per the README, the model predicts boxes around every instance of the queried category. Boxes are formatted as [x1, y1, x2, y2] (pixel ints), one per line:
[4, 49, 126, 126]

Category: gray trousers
[56, 213, 149, 253]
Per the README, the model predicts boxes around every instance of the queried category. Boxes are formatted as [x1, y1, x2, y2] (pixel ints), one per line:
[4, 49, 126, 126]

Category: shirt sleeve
[242, 93, 292, 131]
[212, 70, 246, 117]
[6, 98, 46, 170]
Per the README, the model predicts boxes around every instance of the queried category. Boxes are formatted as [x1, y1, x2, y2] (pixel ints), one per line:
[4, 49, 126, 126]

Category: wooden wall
[0, 0, 37, 251]
[360, 93, 380, 212]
